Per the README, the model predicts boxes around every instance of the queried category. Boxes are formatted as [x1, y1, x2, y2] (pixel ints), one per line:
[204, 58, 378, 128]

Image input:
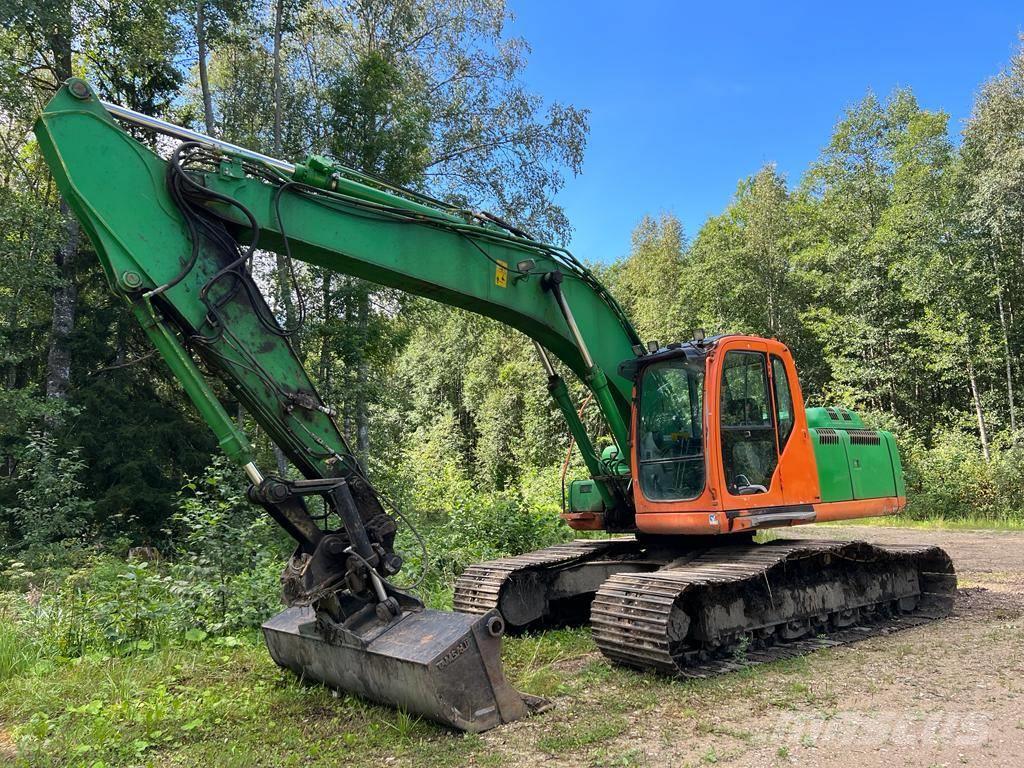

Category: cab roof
[617, 336, 723, 380]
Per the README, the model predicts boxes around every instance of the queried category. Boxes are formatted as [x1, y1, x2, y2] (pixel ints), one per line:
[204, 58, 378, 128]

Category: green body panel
[808, 408, 903, 503]
[34, 82, 639, 502]
[846, 432, 898, 499]
[568, 479, 607, 514]
[805, 406, 865, 430]
[883, 431, 907, 497]
[562, 444, 631, 517]
[809, 428, 855, 503]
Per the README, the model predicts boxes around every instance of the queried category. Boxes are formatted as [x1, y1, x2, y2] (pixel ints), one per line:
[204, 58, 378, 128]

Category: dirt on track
[483, 525, 1024, 768]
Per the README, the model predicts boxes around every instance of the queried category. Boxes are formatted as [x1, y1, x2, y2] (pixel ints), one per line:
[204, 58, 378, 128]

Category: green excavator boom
[36, 79, 640, 507]
[33, 78, 642, 730]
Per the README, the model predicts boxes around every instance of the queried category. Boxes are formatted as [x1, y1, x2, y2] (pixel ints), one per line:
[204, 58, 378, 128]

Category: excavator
[34, 79, 956, 732]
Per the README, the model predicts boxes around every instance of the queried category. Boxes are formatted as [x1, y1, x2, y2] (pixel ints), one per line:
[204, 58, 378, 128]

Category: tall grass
[0, 606, 44, 681]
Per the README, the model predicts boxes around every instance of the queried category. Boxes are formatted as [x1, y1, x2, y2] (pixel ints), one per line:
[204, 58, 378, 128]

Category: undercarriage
[454, 536, 956, 676]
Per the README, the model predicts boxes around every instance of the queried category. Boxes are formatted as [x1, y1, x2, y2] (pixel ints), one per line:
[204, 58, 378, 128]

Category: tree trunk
[967, 357, 990, 461]
[319, 270, 332, 387]
[270, 0, 298, 333]
[997, 288, 1016, 439]
[43, 17, 78, 425]
[273, 444, 289, 475]
[990, 249, 1016, 439]
[196, 1, 216, 135]
[45, 201, 79, 407]
[355, 288, 370, 467]
[271, 0, 284, 155]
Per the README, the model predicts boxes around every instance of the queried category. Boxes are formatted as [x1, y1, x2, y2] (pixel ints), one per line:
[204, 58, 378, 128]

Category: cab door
[715, 341, 786, 513]
[765, 345, 821, 507]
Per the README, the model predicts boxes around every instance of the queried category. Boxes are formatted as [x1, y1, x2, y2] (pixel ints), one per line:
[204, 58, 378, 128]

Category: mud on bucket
[262, 605, 547, 732]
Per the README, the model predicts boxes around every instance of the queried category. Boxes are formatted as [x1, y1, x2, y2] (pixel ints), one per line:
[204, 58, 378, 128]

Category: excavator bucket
[262, 606, 546, 732]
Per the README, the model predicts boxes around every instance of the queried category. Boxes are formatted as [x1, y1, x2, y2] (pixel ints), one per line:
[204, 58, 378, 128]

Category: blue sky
[505, 1, 1024, 263]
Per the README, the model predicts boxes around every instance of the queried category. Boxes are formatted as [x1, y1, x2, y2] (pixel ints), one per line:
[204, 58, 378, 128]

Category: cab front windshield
[637, 359, 705, 501]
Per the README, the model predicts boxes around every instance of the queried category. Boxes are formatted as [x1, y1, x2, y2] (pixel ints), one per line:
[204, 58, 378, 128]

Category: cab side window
[771, 355, 795, 452]
[720, 350, 777, 494]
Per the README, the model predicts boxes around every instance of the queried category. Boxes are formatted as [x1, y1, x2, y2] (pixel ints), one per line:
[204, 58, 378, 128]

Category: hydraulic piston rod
[99, 98, 295, 173]
[541, 272, 630, 455]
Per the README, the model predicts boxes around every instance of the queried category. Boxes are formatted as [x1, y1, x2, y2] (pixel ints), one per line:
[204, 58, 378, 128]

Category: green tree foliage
[391, 303, 568, 492]
[686, 167, 817, 377]
[0, 145, 65, 471]
[168, 458, 288, 632]
[796, 91, 925, 414]
[312, 0, 589, 240]
[4, 432, 94, 554]
[959, 51, 1024, 442]
[608, 214, 689, 343]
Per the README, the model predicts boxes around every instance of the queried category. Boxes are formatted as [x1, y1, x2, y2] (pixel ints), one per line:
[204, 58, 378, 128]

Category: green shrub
[903, 429, 1024, 523]
[0, 458, 292, 667]
[166, 457, 289, 634]
[396, 485, 568, 609]
[385, 414, 572, 605]
[5, 431, 95, 553]
[22, 556, 173, 657]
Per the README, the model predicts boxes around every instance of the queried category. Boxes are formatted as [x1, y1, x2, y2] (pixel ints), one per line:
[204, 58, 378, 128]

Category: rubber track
[453, 538, 636, 616]
[591, 539, 955, 677]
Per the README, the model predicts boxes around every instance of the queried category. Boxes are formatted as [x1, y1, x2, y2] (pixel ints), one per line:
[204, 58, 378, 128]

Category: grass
[0, 622, 784, 768]
[2, 514, 1018, 766]
[0, 640, 483, 768]
[0, 625, 592, 767]
[0, 590, 978, 768]
[536, 717, 629, 753]
[0, 616, 43, 682]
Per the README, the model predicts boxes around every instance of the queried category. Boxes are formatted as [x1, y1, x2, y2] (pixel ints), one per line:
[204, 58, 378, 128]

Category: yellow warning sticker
[495, 260, 508, 287]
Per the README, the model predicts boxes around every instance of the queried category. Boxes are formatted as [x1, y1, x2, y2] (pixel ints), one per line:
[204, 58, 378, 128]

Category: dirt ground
[483, 525, 1024, 768]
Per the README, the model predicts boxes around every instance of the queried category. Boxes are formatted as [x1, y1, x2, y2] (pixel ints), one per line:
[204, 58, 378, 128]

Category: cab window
[771, 355, 795, 452]
[720, 350, 778, 494]
[637, 359, 705, 501]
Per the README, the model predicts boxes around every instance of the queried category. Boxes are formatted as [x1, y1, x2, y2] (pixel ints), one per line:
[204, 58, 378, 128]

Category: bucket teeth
[262, 606, 546, 732]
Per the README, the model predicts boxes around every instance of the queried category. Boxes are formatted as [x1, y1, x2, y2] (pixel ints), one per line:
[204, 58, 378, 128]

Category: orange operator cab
[615, 335, 906, 536]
